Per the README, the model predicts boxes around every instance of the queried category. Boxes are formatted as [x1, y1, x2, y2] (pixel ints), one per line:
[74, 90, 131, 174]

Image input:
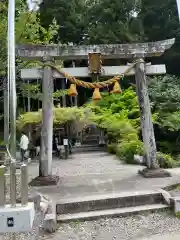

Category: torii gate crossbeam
[16, 38, 174, 60]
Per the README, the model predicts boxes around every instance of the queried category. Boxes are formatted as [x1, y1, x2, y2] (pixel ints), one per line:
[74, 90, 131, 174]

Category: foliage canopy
[16, 107, 87, 131]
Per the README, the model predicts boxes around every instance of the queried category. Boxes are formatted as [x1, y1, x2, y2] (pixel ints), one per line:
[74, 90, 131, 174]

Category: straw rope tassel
[111, 81, 122, 93]
[68, 84, 78, 96]
[92, 88, 102, 100]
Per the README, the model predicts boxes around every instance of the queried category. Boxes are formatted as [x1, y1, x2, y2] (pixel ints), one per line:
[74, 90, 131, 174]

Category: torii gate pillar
[135, 59, 171, 177]
[39, 57, 54, 177]
[135, 59, 157, 169]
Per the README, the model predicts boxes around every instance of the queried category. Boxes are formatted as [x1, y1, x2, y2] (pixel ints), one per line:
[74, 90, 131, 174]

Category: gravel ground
[39, 211, 180, 240]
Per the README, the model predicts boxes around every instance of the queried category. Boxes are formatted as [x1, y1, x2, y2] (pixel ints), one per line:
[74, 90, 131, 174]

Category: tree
[0, 0, 59, 119]
[149, 75, 180, 113]
[0, 1, 8, 74]
[138, 0, 178, 41]
[39, 0, 180, 74]
[39, 0, 86, 44]
[39, 0, 142, 44]
[84, 0, 141, 44]
[148, 75, 180, 154]
[19, 83, 68, 102]
[138, 0, 180, 75]
[15, 11, 59, 72]
[0, 0, 59, 74]
[0, 0, 29, 72]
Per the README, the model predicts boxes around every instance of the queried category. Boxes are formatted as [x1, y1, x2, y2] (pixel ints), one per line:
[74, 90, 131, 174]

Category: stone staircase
[81, 134, 99, 145]
[56, 190, 169, 222]
[73, 134, 106, 153]
[73, 144, 106, 153]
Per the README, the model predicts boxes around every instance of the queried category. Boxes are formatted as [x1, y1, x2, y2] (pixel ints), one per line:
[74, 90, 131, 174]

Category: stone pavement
[141, 232, 180, 239]
[27, 151, 180, 200]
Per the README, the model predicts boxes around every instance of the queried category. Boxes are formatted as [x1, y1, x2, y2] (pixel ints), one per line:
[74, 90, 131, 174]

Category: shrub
[156, 152, 180, 168]
[16, 107, 89, 132]
[107, 143, 117, 154]
[176, 211, 180, 219]
[86, 89, 144, 164]
[116, 140, 144, 164]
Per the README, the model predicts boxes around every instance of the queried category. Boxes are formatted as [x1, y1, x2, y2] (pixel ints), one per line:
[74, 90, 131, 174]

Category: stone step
[82, 136, 99, 143]
[72, 145, 105, 153]
[74, 144, 99, 148]
[83, 134, 99, 138]
[83, 136, 99, 140]
[56, 190, 164, 215]
[81, 140, 99, 145]
[57, 204, 169, 222]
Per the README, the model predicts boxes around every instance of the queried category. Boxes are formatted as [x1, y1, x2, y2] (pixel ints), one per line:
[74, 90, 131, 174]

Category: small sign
[7, 217, 14, 227]
[63, 139, 68, 146]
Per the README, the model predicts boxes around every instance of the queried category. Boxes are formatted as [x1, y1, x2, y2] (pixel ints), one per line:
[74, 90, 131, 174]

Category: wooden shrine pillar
[40, 57, 53, 177]
[135, 59, 170, 177]
[72, 61, 78, 106]
[69, 61, 78, 107]
[62, 78, 66, 107]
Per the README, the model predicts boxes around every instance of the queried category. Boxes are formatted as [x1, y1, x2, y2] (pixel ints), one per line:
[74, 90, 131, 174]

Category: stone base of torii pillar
[29, 175, 60, 187]
[139, 168, 171, 178]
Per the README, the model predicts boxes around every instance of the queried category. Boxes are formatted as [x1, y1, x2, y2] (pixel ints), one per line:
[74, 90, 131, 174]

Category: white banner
[177, 0, 180, 21]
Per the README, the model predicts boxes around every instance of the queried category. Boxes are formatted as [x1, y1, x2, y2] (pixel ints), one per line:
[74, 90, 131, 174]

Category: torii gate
[16, 38, 175, 185]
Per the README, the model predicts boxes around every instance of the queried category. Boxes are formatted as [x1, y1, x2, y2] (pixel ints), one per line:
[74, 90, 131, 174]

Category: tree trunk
[40, 58, 53, 176]
[135, 59, 159, 169]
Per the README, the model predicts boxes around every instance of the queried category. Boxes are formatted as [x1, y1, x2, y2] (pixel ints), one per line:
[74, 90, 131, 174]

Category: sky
[27, 0, 33, 10]
[27, 0, 40, 11]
